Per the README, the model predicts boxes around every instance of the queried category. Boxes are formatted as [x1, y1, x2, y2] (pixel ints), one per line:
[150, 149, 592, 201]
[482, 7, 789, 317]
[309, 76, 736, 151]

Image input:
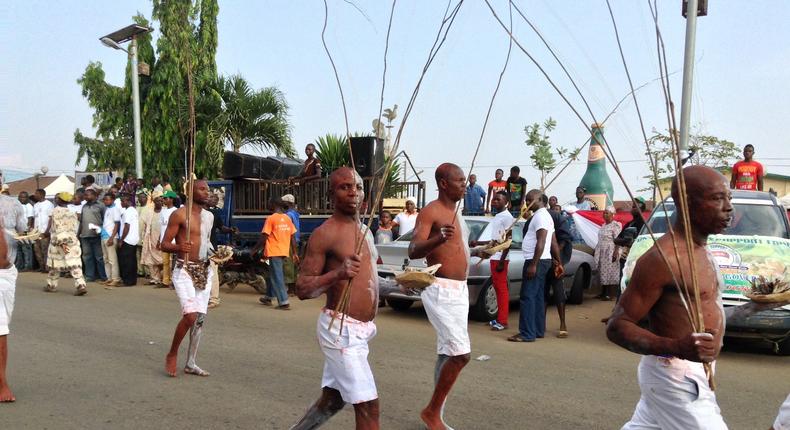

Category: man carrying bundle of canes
[607, 165, 732, 429]
[290, 167, 401, 430]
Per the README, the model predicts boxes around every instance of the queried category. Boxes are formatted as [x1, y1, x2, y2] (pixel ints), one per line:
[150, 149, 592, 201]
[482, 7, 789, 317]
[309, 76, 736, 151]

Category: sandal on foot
[184, 366, 210, 377]
[507, 334, 535, 343]
[276, 303, 291, 311]
[44, 286, 57, 293]
[74, 286, 87, 296]
[557, 330, 569, 338]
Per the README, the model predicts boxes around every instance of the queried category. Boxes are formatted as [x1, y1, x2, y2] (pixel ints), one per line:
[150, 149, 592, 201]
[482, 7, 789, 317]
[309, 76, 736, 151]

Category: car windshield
[395, 220, 489, 242]
[645, 202, 789, 238]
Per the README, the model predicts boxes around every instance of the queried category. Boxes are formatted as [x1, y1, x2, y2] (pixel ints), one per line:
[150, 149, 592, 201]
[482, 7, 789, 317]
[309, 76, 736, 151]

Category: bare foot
[0, 384, 15, 403]
[420, 408, 447, 430]
[165, 353, 178, 377]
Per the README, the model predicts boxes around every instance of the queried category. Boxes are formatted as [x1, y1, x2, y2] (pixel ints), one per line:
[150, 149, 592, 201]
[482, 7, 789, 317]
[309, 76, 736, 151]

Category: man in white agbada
[607, 166, 731, 430]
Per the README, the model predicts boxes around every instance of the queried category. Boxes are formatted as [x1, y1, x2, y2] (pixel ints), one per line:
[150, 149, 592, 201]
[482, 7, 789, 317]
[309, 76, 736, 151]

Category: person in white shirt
[117, 194, 140, 286]
[159, 190, 179, 287]
[100, 193, 122, 286]
[393, 196, 418, 238]
[509, 189, 556, 343]
[16, 192, 35, 271]
[471, 191, 513, 331]
[32, 189, 54, 272]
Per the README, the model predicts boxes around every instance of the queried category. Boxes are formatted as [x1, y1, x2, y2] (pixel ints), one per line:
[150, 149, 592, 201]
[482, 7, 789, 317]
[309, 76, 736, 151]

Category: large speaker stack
[349, 136, 385, 178]
[222, 152, 303, 180]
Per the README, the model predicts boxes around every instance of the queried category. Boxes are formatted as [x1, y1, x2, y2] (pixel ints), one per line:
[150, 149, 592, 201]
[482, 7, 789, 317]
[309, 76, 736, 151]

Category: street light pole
[130, 36, 143, 179]
[678, 0, 699, 157]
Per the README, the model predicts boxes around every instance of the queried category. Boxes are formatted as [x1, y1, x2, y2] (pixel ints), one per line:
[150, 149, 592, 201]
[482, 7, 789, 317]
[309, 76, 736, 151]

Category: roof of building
[5, 175, 75, 196]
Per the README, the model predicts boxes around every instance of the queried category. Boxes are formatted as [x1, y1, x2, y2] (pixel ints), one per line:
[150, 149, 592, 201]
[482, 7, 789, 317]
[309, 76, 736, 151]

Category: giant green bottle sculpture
[578, 123, 614, 209]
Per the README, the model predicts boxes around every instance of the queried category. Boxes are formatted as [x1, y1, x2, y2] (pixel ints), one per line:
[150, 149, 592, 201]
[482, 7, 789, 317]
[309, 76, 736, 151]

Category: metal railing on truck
[232, 178, 426, 215]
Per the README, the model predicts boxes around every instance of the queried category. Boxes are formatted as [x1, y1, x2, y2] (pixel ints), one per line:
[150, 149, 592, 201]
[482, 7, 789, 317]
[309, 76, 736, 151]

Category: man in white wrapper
[607, 166, 733, 430]
[161, 180, 215, 378]
[1, 187, 27, 402]
[291, 167, 402, 430]
[409, 163, 483, 430]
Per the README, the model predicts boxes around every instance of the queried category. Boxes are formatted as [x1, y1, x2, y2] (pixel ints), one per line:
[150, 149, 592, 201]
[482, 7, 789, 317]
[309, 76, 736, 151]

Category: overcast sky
[3, 1, 789, 202]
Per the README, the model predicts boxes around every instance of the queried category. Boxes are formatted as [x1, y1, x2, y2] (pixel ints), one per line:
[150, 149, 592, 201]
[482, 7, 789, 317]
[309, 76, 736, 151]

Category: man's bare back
[301, 216, 378, 322]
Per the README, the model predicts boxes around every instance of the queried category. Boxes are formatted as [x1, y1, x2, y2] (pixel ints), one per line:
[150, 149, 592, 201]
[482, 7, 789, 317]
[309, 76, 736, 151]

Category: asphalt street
[3, 272, 787, 429]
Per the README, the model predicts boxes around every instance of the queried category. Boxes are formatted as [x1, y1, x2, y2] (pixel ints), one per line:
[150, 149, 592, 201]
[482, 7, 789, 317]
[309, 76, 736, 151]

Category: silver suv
[376, 216, 596, 321]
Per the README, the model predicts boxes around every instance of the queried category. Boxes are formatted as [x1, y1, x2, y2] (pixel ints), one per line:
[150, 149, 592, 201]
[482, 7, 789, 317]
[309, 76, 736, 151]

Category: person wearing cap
[281, 194, 301, 295]
[393, 197, 418, 238]
[159, 190, 179, 287]
[593, 206, 622, 301]
[141, 190, 164, 285]
[251, 198, 298, 310]
[44, 192, 88, 295]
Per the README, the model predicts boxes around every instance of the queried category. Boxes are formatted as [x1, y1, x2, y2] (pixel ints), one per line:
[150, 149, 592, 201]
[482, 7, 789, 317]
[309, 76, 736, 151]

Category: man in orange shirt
[485, 168, 507, 214]
[252, 198, 299, 310]
[730, 144, 764, 191]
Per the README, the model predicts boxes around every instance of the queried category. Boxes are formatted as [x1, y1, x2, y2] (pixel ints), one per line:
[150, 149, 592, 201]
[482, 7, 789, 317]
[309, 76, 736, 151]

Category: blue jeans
[518, 259, 552, 340]
[17, 243, 34, 270]
[81, 236, 107, 281]
[267, 257, 289, 306]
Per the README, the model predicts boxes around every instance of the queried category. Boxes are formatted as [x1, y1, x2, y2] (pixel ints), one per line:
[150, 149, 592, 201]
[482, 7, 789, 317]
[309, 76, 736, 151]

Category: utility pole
[130, 36, 143, 179]
[678, 0, 706, 157]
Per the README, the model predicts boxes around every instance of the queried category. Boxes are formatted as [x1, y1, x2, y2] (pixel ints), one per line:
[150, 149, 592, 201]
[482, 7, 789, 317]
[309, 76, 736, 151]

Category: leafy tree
[640, 127, 739, 197]
[206, 74, 293, 156]
[524, 117, 578, 189]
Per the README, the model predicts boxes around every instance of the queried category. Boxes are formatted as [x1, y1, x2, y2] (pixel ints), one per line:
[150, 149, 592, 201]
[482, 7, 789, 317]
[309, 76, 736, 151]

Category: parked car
[376, 216, 596, 321]
[621, 190, 790, 355]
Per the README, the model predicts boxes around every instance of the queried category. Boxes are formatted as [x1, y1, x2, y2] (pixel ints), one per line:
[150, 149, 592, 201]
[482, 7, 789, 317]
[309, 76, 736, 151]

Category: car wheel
[387, 298, 413, 312]
[567, 265, 588, 305]
[777, 338, 790, 356]
[470, 280, 498, 322]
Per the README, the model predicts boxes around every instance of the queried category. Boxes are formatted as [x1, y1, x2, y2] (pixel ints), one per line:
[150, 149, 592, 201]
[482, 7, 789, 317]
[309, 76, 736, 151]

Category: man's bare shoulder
[417, 201, 446, 220]
[631, 239, 674, 285]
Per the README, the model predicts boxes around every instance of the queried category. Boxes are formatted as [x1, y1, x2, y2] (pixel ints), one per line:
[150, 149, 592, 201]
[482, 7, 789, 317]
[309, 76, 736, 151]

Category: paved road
[3, 272, 787, 429]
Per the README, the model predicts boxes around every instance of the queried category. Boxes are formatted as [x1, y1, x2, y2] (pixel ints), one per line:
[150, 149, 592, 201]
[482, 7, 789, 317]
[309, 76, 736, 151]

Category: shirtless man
[161, 180, 215, 378]
[409, 163, 479, 430]
[291, 167, 397, 430]
[607, 165, 732, 429]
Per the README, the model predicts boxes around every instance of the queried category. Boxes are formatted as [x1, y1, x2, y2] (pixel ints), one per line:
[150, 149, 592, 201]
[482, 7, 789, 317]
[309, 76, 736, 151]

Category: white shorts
[775, 394, 790, 430]
[0, 265, 18, 336]
[622, 355, 727, 430]
[317, 309, 378, 404]
[172, 266, 214, 315]
[421, 277, 471, 357]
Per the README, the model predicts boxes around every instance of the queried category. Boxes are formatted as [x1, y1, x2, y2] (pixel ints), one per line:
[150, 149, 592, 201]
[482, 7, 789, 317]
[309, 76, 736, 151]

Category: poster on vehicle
[622, 234, 790, 297]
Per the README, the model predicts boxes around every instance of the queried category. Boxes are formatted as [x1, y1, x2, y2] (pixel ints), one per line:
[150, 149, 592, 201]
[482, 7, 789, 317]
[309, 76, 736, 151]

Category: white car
[376, 216, 596, 321]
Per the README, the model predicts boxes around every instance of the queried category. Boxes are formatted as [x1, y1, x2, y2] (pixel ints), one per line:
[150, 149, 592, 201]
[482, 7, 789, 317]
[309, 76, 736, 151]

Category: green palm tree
[207, 74, 294, 157]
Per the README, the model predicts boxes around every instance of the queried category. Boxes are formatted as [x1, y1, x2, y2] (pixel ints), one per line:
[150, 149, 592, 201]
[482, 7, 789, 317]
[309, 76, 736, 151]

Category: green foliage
[314, 134, 351, 174]
[74, 0, 291, 185]
[524, 117, 573, 188]
[640, 127, 740, 194]
[206, 74, 293, 156]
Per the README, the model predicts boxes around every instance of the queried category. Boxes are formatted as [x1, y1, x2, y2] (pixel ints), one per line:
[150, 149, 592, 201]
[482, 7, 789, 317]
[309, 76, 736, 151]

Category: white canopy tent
[44, 174, 76, 198]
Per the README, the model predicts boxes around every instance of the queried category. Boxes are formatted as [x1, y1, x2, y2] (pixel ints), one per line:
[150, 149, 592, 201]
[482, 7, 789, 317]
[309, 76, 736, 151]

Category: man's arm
[485, 185, 493, 213]
[757, 165, 764, 191]
[118, 221, 130, 246]
[295, 231, 351, 300]
[730, 168, 737, 189]
[525, 229, 548, 279]
[251, 233, 268, 255]
[290, 234, 300, 265]
[408, 210, 449, 260]
[606, 251, 718, 362]
[107, 221, 119, 246]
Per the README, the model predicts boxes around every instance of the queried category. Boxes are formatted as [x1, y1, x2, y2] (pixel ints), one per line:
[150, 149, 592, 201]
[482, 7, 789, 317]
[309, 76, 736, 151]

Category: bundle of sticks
[746, 274, 790, 303]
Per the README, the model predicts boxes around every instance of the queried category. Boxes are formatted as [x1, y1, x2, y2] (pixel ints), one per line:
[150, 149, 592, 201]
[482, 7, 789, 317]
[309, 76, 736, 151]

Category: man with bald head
[409, 162, 481, 430]
[607, 165, 732, 429]
[290, 167, 401, 430]
[161, 180, 215, 378]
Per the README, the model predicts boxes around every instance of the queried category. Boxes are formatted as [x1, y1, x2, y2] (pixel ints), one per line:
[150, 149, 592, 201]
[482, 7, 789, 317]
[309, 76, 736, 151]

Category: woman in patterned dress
[45, 192, 88, 295]
[594, 206, 622, 300]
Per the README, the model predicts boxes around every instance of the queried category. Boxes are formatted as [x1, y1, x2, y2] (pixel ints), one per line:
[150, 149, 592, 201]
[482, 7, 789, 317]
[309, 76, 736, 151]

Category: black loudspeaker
[223, 152, 262, 179]
[264, 156, 303, 179]
[350, 136, 385, 178]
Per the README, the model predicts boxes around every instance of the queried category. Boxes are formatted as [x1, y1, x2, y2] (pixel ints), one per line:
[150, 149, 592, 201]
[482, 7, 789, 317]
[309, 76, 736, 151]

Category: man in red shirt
[730, 144, 764, 191]
[485, 168, 507, 214]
